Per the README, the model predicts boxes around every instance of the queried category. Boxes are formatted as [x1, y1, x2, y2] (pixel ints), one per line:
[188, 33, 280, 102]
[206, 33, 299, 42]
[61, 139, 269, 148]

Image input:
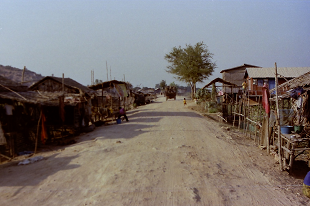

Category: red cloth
[262, 84, 270, 116]
[41, 112, 48, 144]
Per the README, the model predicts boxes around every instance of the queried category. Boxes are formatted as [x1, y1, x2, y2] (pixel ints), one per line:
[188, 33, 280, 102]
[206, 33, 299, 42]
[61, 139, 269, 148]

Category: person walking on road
[183, 98, 187, 106]
[118, 107, 128, 122]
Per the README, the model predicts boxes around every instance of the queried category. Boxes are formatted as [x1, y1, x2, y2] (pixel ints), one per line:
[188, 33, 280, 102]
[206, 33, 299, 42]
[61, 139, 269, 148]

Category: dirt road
[0, 96, 309, 205]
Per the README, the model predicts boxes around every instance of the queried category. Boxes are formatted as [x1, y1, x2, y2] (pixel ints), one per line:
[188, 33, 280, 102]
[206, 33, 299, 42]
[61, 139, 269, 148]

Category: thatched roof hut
[202, 78, 237, 89]
[0, 75, 28, 92]
[29, 76, 95, 96]
[270, 70, 310, 95]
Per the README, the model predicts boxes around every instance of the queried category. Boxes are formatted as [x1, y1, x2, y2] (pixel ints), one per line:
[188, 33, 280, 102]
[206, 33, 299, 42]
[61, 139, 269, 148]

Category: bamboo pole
[22, 66, 26, 83]
[0, 153, 12, 160]
[0, 83, 27, 100]
[238, 100, 241, 130]
[62, 73, 65, 94]
[267, 113, 270, 154]
[275, 62, 283, 170]
[233, 101, 236, 127]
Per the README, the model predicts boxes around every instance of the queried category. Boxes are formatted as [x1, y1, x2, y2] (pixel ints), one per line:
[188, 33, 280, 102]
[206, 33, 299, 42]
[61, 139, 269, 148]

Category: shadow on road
[129, 111, 202, 118]
[0, 153, 80, 189]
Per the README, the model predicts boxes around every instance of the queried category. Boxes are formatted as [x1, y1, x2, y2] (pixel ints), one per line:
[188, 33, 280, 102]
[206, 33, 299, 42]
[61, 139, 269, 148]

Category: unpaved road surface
[0, 96, 309, 205]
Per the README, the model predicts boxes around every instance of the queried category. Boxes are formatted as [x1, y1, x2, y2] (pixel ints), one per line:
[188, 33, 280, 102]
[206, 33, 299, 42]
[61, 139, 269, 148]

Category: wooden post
[233, 101, 236, 127]
[267, 113, 270, 154]
[275, 62, 283, 170]
[62, 73, 65, 94]
[22, 66, 26, 83]
[106, 61, 108, 81]
[289, 143, 295, 172]
[255, 123, 257, 144]
[238, 100, 241, 130]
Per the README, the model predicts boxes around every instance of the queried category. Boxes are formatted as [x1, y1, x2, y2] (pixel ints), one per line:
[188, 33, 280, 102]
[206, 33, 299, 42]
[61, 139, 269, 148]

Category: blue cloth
[304, 171, 310, 186]
[18, 151, 33, 156]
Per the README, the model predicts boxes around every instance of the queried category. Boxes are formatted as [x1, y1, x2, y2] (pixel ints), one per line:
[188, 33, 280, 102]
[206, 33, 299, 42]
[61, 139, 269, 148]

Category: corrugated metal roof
[220, 64, 260, 73]
[246, 67, 310, 78]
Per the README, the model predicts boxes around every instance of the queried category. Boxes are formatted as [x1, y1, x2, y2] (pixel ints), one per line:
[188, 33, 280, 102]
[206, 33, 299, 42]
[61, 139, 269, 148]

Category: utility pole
[106, 61, 108, 81]
[275, 62, 283, 171]
[22, 66, 26, 83]
[62, 73, 65, 94]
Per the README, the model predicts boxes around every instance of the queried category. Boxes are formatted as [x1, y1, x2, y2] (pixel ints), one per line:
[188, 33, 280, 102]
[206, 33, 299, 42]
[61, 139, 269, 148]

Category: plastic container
[280, 126, 293, 134]
[294, 125, 303, 133]
[116, 119, 122, 124]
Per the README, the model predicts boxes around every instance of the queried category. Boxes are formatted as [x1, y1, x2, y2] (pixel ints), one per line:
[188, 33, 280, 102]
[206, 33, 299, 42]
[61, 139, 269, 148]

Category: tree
[159, 80, 167, 90]
[169, 82, 179, 93]
[95, 79, 103, 84]
[211, 83, 217, 101]
[164, 42, 216, 99]
[195, 88, 211, 101]
[169, 81, 178, 87]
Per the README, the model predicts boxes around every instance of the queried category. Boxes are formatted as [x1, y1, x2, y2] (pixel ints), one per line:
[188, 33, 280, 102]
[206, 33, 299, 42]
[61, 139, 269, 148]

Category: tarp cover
[114, 84, 128, 97]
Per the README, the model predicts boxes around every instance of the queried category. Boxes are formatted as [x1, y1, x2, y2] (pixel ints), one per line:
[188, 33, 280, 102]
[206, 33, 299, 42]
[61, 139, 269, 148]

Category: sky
[1, 0, 310, 88]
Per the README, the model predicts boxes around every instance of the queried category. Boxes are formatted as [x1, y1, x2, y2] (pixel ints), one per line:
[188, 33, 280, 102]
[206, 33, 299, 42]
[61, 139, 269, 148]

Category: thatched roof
[270, 70, 310, 94]
[29, 76, 95, 95]
[202, 78, 237, 89]
[0, 75, 28, 92]
[88, 80, 127, 90]
[0, 91, 82, 106]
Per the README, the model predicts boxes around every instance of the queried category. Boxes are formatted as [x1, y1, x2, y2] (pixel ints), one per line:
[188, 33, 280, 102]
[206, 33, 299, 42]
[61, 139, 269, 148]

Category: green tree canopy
[164, 42, 216, 98]
[169, 81, 178, 87]
[159, 80, 167, 90]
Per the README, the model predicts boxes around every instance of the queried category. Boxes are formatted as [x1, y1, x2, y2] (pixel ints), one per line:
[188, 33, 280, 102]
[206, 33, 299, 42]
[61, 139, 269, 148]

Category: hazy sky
[1, 0, 309, 88]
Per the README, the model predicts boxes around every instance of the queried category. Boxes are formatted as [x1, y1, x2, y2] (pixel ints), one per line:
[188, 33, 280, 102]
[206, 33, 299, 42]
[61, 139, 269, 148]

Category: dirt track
[0, 96, 309, 205]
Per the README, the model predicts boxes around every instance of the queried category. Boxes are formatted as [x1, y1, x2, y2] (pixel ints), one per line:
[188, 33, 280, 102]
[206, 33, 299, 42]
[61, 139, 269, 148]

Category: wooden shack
[88, 80, 134, 123]
[29, 76, 96, 141]
[221, 64, 260, 94]
[267, 70, 310, 171]
[0, 76, 52, 159]
[202, 78, 238, 123]
[245, 67, 310, 96]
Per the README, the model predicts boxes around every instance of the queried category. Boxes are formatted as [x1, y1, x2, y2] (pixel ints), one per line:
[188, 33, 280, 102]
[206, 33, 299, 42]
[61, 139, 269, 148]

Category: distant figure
[118, 107, 128, 122]
[242, 81, 247, 91]
[242, 80, 247, 95]
[183, 98, 187, 106]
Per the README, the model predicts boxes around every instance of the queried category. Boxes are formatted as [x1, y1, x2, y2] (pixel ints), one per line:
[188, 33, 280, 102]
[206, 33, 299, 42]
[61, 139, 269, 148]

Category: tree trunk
[189, 82, 197, 100]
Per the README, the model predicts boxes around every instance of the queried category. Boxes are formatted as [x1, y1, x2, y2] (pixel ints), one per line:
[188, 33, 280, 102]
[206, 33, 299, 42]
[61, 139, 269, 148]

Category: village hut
[202, 77, 238, 101]
[0, 76, 60, 159]
[202, 78, 238, 123]
[29, 76, 97, 141]
[269, 69, 310, 128]
[138, 88, 157, 103]
[220, 64, 261, 94]
[88, 80, 134, 123]
[245, 67, 310, 96]
[264, 69, 310, 171]
[132, 91, 146, 106]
